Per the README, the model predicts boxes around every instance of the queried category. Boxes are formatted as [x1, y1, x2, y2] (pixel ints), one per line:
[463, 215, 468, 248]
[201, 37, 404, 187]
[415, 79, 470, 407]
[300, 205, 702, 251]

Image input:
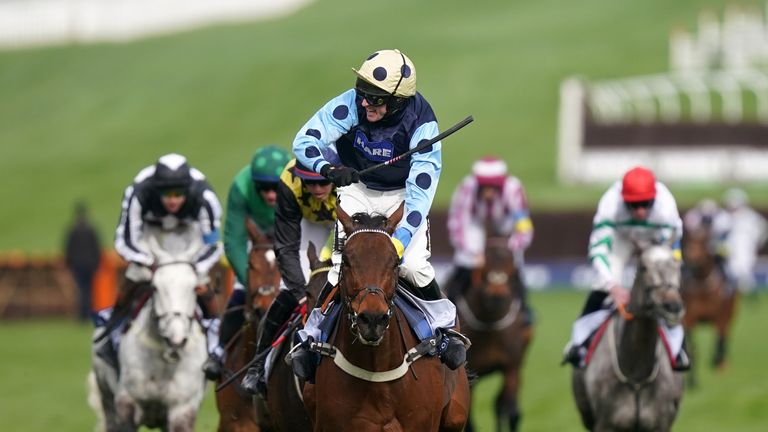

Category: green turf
[1, 290, 766, 431]
[1, 0, 760, 252]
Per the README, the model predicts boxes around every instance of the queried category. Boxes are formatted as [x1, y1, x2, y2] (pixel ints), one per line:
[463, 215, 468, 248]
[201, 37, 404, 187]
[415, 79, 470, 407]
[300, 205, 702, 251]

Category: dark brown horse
[216, 219, 280, 432]
[454, 237, 532, 432]
[302, 204, 470, 432]
[264, 242, 330, 432]
[682, 228, 738, 387]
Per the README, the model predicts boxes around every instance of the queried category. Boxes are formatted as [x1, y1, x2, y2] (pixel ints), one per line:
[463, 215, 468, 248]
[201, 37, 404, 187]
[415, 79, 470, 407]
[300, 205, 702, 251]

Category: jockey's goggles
[253, 180, 278, 193]
[625, 199, 654, 210]
[159, 187, 187, 198]
[304, 179, 331, 187]
[356, 89, 389, 107]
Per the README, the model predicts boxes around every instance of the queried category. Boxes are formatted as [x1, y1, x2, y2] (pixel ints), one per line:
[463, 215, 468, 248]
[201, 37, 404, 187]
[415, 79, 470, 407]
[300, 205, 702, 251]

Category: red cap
[621, 167, 656, 202]
[472, 157, 507, 187]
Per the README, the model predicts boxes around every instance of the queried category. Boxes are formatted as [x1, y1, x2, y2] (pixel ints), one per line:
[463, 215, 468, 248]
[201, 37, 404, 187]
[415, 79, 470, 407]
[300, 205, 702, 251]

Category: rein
[309, 266, 332, 279]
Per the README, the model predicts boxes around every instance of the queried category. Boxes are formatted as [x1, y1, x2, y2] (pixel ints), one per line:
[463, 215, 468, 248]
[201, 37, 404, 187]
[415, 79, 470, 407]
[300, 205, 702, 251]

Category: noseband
[341, 229, 397, 345]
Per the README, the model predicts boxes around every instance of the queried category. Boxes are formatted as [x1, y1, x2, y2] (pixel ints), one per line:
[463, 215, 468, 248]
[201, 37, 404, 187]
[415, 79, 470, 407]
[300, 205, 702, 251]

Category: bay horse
[455, 237, 532, 432]
[216, 219, 280, 432]
[90, 226, 208, 431]
[681, 227, 738, 387]
[572, 244, 685, 432]
[302, 204, 470, 432]
[264, 241, 330, 431]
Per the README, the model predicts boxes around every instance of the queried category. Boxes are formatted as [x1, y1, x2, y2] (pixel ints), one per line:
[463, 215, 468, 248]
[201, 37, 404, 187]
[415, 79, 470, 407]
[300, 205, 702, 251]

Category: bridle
[340, 228, 397, 346]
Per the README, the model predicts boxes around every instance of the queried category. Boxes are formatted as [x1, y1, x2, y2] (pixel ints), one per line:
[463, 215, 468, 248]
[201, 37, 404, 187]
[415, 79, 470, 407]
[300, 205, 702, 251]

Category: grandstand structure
[558, 3, 768, 184]
[0, 0, 311, 48]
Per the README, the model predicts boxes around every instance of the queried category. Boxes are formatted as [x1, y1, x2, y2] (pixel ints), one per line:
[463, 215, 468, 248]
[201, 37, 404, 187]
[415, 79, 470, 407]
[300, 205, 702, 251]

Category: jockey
[97, 153, 223, 368]
[683, 198, 731, 282]
[562, 166, 690, 371]
[282, 48, 467, 380]
[722, 188, 768, 295]
[202, 145, 291, 380]
[446, 157, 534, 325]
[240, 157, 338, 395]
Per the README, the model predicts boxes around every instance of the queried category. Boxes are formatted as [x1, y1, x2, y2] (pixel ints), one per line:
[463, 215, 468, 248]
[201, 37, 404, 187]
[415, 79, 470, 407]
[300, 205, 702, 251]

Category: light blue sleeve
[393, 121, 441, 249]
[293, 89, 359, 173]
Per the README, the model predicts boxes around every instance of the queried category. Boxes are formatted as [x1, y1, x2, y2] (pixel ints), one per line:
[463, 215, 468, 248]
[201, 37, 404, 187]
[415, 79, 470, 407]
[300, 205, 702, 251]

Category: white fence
[0, 0, 312, 49]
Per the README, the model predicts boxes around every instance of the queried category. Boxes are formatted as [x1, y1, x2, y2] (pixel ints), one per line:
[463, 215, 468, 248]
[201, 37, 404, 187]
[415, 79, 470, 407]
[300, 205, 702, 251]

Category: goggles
[304, 179, 331, 187]
[625, 199, 654, 210]
[160, 188, 187, 198]
[356, 89, 389, 107]
[254, 181, 278, 193]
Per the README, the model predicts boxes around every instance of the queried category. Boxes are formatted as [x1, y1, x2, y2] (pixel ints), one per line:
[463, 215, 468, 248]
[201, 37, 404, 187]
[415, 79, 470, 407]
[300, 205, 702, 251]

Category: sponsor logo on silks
[354, 130, 395, 163]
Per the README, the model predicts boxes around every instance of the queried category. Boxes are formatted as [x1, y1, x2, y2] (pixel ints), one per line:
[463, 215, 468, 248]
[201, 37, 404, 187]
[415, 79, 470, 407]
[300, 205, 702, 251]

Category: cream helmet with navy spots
[353, 49, 417, 97]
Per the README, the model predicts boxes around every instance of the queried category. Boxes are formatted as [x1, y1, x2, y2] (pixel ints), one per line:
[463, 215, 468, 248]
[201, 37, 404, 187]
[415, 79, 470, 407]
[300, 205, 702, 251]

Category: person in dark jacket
[64, 201, 102, 322]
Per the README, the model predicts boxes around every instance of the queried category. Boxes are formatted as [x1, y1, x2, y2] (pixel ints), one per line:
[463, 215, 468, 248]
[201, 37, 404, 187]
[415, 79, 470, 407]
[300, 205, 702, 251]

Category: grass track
[1, 290, 766, 431]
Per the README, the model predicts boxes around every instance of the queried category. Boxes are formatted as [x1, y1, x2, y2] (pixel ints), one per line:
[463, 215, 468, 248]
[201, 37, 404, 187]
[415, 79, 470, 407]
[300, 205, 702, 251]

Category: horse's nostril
[664, 302, 682, 314]
[359, 311, 388, 328]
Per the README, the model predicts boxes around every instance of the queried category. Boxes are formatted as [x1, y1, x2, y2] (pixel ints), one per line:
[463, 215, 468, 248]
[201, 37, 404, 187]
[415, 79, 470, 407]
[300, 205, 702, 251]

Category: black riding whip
[357, 115, 474, 176]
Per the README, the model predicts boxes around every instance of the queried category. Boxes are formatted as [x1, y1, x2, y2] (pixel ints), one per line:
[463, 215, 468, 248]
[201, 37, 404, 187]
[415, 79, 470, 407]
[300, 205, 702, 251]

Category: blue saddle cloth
[316, 287, 433, 344]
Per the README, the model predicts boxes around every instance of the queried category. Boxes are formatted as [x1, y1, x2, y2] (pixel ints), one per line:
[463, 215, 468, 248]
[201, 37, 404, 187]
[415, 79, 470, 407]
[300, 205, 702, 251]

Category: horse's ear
[307, 241, 319, 270]
[384, 202, 405, 235]
[246, 218, 265, 243]
[336, 206, 355, 235]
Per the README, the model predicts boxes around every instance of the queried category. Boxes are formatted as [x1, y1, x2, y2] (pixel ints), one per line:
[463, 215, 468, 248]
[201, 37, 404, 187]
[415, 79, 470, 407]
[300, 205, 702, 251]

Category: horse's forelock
[350, 212, 388, 230]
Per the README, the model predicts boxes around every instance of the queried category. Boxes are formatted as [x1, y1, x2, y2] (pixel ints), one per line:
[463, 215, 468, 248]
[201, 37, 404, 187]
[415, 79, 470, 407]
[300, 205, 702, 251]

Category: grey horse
[572, 244, 685, 432]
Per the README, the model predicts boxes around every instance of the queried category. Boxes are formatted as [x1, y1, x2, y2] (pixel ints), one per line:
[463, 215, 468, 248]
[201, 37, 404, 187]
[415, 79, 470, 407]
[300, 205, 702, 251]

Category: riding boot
[674, 338, 692, 372]
[562, 291, 611, 368]
[241, 290, 299, 397]
[514, 271, 535, 327]
[202, 291, 246, 380]
[417, 279, 468, 370]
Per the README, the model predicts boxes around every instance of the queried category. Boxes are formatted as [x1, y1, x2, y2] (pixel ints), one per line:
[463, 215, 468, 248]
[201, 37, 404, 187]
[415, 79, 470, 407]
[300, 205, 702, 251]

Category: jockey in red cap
[562, 166, 690, 371]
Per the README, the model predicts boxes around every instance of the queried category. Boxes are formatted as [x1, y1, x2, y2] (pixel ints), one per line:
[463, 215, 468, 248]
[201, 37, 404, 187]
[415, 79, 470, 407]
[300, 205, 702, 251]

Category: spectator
[64, 201, 102, 322]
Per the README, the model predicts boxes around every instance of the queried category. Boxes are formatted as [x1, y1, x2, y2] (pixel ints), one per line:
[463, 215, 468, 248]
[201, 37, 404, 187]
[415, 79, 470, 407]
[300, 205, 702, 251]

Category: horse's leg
[114, 395, 139, 432]
[167, 403, 197, 432]
[439, 368, 470, 432]
[496, 368, 521, 432]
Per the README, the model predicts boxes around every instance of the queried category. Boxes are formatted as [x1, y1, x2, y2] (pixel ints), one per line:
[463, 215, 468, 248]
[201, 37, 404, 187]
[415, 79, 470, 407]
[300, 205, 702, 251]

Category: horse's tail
[86, 371, 106, 432]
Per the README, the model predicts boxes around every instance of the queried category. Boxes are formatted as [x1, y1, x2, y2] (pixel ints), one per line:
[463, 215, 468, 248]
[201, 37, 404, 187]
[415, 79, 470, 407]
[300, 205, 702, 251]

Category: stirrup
[437, 329, 470, 370]
[673, 350, 691, 372]
[241, 364, 267, 398]
[288, 339, 318, 381]
[202, 353, 223, 381]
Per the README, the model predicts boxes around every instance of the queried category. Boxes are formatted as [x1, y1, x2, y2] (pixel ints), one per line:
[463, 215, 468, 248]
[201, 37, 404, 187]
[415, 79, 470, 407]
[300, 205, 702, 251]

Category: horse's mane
[350, 212, 388, 230]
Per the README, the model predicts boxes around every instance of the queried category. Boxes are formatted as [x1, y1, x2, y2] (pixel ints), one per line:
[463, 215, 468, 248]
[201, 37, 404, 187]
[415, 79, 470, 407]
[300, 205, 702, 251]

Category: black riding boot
[241, 290, 299, 396]
[417, 279, 468, 370]
[202, 306, 245, 381]
[562, 291, 610, 367]
[514, 271, 535, 327]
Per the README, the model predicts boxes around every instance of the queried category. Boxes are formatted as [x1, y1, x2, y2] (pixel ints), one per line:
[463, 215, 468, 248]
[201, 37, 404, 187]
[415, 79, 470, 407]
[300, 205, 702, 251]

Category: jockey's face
[305, 180, 333, 201]
[254, 181, 278, 208]
[360, 97, 387, 122]
[161, 194, 186, 214]
[625, 199, 654, 221]
[479, 185, 502, 202]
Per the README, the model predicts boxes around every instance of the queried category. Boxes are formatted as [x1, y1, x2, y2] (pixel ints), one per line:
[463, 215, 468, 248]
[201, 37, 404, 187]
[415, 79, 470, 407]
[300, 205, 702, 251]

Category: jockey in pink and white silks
[447, 157, 534, 324]
[563, 167, 690, 370]
[722, 188, 768, 295]
[248, 49, 466, 388]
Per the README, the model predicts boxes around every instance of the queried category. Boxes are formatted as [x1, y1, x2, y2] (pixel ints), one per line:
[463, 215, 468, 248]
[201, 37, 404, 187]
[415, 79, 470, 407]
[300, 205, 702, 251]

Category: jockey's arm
[224, 183, 250, 286]
[505, 180, 534, 252]
[193, 189, 224, 277]
[588, 190, 619, 292]
[293, 90, 358, 175]
[114, 187, 153, 267]
[396, 121, 442, 250]
[446, 177, 478, 253]
[274, 181, 307, 293]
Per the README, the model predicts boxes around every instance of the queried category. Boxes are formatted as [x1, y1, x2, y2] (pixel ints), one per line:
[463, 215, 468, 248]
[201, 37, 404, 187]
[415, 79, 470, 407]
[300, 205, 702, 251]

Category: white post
[558, 78, 586, 184]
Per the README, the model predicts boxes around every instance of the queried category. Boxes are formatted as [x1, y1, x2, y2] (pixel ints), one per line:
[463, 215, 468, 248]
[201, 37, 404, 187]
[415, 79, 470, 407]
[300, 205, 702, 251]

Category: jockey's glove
[320, 165, 359, 187]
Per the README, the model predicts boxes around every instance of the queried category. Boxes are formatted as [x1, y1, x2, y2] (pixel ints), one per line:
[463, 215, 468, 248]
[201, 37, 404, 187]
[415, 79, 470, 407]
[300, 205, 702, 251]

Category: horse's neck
[336, 308, 407, 371]
[618, 293, 659, 380]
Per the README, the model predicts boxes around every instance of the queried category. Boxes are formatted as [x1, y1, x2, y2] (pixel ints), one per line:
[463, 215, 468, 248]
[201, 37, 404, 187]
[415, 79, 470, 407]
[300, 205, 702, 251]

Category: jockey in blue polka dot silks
[241, 49, 467, 393]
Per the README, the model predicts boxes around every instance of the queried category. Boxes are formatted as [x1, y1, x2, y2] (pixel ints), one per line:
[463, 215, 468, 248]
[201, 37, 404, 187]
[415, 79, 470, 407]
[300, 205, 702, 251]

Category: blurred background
[0, 0, 766, 430]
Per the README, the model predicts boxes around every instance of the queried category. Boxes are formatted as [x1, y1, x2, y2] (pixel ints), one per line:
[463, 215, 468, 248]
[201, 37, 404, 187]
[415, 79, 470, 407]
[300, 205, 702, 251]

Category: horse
[302, 204, 470, 432]
[263, 241, 330, 432]
[90, 225, 208, 431]
[216, 219, 280, 432]
[454, 237, 532, 432]
[681, 227, 738, 387]
[572, 244, 685, 432]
